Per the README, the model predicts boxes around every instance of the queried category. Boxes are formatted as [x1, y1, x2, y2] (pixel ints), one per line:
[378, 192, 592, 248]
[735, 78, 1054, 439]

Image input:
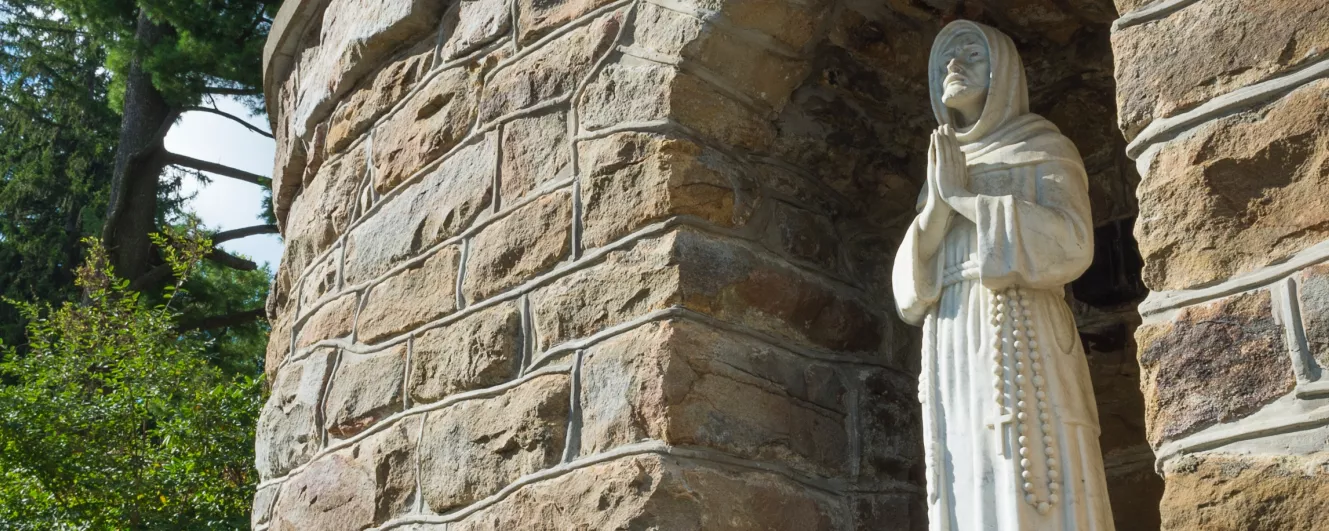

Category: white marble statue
[892, 20, 1115, 531]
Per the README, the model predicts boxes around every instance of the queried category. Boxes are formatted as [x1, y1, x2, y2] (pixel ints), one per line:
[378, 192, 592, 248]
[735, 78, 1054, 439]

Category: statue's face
[939, 34, 990, 114]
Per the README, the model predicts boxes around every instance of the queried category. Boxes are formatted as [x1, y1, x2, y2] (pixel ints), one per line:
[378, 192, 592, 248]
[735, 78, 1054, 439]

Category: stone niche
[253, 0, 1167, 528]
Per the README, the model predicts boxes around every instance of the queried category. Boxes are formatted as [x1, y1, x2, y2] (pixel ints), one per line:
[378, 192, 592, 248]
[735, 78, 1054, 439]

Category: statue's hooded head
[929, 21, 1030, 144]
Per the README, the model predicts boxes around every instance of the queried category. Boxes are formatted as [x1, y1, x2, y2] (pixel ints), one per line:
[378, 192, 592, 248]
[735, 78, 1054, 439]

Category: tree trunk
[102, 11, 171, 282]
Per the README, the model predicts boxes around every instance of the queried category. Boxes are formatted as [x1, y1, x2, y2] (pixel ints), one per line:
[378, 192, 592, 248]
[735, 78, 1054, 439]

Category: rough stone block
[462, 191, 572, 302]
[764, 201, 839, 272]
[577, 62, 775, 150]
[857, 368, 923, 482]
[296, 293, 360, 350]
[284, 145, 365, 278]
[1298, 263, 1329, 370]
[272, 72, 306, 226]
[344, 134, 495, 283]
[356, 246, 461, 343]
[290, 0, 446, 140]
[580, 320, 849, 477]
[673, 229, 886, 355]
[448, 455, 849, 530]
[267, 311, 295, 383]
[852, 493, 927, 531]
[577, 132, 745, 249]
[530, 235, 681, 351]
[477, 11, 621, 123]
[1159, 452, 1329, 531]
[1134, 79, 1329, 291]
[252, 483, 280, 528]
[667, 0, 826, 50]
[515, 0, 617, 45]
[409, 302, 522, 404]
[1112, 0, 1329, 139]
[532, 230, 888, 357]
[324, 346, 407, 438]
[629, 2, 810, 110]
[256, 349, 336, 479]
[327, 35, 437, 155]
[499, 108, 571, 203]
[418, 373, 570, 512]
[1137, 290, 1294, 446]
[271, 416, 420, 530]
[296, 250, 340, 311]
[442, 0, 512, 58]
[373, 65, 482, 193]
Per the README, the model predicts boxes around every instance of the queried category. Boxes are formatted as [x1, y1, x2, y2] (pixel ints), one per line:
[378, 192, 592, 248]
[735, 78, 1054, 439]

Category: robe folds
[892, 20, 1116, 531]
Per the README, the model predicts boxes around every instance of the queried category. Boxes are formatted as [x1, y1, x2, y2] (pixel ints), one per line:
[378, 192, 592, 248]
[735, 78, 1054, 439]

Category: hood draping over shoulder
[928, 20, 1085, 177]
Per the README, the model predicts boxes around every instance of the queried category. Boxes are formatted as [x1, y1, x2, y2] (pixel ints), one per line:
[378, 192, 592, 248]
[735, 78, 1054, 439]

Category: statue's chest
[968, 167, 1037, 201]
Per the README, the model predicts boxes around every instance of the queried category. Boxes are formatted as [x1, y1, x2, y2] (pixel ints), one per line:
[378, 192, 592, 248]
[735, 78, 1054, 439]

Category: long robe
[892, 21, 1115, 531]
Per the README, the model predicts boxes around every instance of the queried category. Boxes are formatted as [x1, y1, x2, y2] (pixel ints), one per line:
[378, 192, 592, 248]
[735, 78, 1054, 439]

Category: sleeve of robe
[892, 181, 949, 326]
[971, 158, 1094, 291]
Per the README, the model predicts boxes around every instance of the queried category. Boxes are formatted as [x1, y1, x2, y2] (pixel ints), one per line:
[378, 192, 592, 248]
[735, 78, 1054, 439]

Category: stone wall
[1113, 0, 1329, 528]
[254, 0, 1174, 527]
[254, 0, 928, 528]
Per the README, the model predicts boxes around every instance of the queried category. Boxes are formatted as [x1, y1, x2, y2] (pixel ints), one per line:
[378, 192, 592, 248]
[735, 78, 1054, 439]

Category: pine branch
[206, 249, 259, 271]
[180, 106, 273, 138]
[212, 224, 279, 244]
[163, 151, 270, 186]
[177, 308, 266, 332]
[203, 86, 262, 97]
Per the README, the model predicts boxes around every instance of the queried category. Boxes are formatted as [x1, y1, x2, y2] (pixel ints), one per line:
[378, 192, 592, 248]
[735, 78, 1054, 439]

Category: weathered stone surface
[515, 0, 616, 45]
[296, 293, 359, 350]
[289, 0, 445, 140]
[284, 145, 365, 278]
[577, 132, 745, 249]
[409, 302, 522, 404]
[1298, 263, 1329, 370]
[419, 373, 570, 512]
[252, 483, 280, 528]
[580, 320, 848, 476]
[324, 346, 406, 438]
[356, 246, 461, 343]
[271, 454, 373, 531]
[373, 65, 482, 193]
[654, 0, 826, 50]
[857, 368, 922, 482]
[532, 230, 887, 356]
[463, 192, 572, 302]
[1137, 290, 1293, 445]
[256, 350, 335, 479]
[530, 235, 680, 351]
[344, 134, 495, 283]
[764, 201, 839, 272]
[1105, 456, 1164, 531]
[1134, 80, 1329, 291]
[630, 2, 811, 110]
[327, 35, 437, 155]
[449, 455, 849, 530]
[296, 249, 340, 311]
[267, 311, 295, 382]
[1160, 452, 1329, 531]
[852, 493, 927, 531]
[1112, 0, 1329, 139]
[499, 108, 571, 202]
[577, 62, 776, 150]
[674, 229, 887, 355]
[272, 417, 420, 530]
[478, 11, 621, 122]
[272, 72, 306, 226]
[442, 0, 512, 59]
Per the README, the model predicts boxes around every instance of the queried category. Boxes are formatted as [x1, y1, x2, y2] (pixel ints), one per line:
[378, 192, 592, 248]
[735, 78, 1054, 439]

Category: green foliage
[48, 0, 275, 108]
[0, 0, 120, 346]
[0, 230, 260, 529]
